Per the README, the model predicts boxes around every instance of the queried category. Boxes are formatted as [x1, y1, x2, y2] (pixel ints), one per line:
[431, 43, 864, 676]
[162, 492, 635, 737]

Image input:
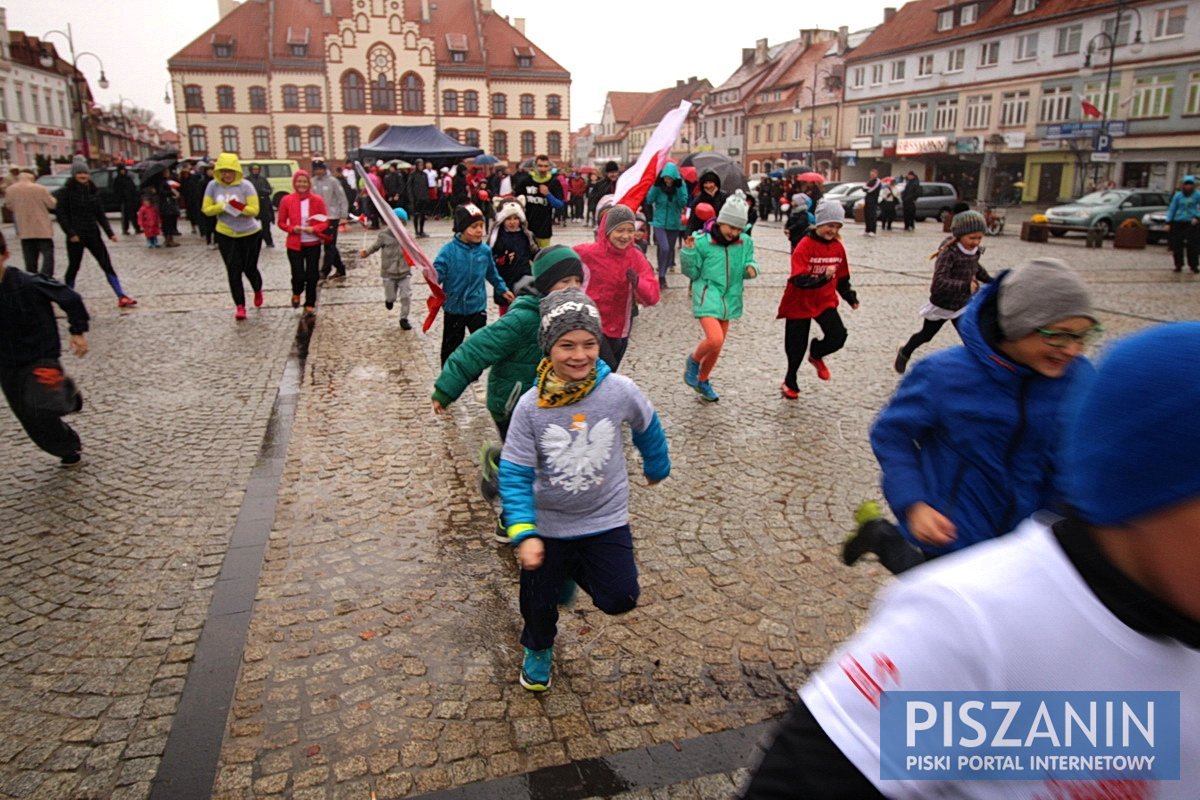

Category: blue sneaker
[695, 380, 719, 402]
[558, 579, 578, 609]
[684, 356, 700, 389]
[520, 647, 553, 691]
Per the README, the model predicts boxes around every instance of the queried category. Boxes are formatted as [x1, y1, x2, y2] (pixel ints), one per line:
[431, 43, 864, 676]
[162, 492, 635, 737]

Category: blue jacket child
[434, 203, 511, 364]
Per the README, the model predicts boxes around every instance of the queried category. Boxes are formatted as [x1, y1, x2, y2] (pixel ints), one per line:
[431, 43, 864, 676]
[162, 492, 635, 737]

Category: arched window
[305, 85, 322, 111]
[371, 74, 395, 113]
[184, 85, 204, 112]
[221, 125, 239, 152]
[464, 129, 479, 147]
[188, 125, 208, 155]
[445, 128, 459, 142]
[282, 85, 300, 111]
[463, 90, 479, 114]
[520, 93, 535, 117]
[520, 130, 535, 156]
[249, 86, 268, 112]
[344, 126, 361, 154]
[308, 126, 324, 155]
[443, 90, 458, 114]
[491, 92, 507, 117]
[285, 126, 302, 154]
[217, 85, 235, 112]
[546, 131, 561, 157]
[253, 126, 270, 155]
[492, 130, 507, 156]
[546, 94, 562, 119]
[749, 160, 761, 175]
[401, 73, 424, 113]
[342, 71, 365, 111]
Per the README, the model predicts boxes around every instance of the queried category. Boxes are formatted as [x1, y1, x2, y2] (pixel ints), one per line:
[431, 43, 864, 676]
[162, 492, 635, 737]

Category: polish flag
[1079, 95, 1103, 119]
[354, 161, 445, 332]
[612, 100, 693, 211]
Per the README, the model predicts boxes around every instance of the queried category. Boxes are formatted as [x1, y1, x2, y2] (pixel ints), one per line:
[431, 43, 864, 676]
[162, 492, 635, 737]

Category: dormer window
[446, 33, 468, 63]
[514, 46, 534, 68]
[1013, 0, 1036, 15]
[937, 10, 954, 31]
[211, 33, 235, 59]
[960, 4, 977, 24]
[286, 26, 310, 58]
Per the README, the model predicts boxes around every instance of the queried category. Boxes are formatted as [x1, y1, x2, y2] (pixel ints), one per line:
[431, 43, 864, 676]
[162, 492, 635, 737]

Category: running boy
[681, 190, 758, 402]
[777, 199, 859, 398]
[434, 203, 514, 364]
[359, 207, 415, 330]
[499, 289, 670, 691]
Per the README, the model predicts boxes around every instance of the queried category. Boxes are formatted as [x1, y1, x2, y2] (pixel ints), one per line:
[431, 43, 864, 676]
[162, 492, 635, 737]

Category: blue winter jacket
[1165, 180, 1200, 223]
[869, 274, 1093, 555]
[434, 235, 509, 315]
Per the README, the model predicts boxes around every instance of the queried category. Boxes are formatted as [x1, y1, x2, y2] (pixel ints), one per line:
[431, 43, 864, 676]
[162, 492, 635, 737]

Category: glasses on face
[1036, 325, 1103, 348]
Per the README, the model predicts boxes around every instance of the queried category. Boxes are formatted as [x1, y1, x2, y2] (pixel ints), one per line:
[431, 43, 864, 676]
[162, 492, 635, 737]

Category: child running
[359, 207, 415, 330]
[498, 289, 670, 691]
[777, 199, 859, 398]
[137, 197, 162, 248]
[488, 200, 539, 316]
[894, 209, 991, 373]
[434, 203, 514, 365]
[681, 191, 758, 402]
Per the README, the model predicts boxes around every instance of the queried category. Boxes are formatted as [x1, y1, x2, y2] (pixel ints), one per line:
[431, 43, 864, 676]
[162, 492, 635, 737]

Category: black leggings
[216, 232, 263, 307]
[64, 234, 117, 288]
[783, 308, 847, 390]
[900, 315, 962, 358]
[288, 245, 321, 308]
[440, 311, 487, 365]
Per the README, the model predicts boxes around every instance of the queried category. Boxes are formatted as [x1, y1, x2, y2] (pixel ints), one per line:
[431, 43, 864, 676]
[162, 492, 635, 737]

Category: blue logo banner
[880, 691, 1180, 781]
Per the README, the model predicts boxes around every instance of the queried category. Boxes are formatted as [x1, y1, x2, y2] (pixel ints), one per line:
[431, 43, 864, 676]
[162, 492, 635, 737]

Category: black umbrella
[784, 164, 815, 178]
[138, 160, 174, 187]
[679, 152, 749, 195]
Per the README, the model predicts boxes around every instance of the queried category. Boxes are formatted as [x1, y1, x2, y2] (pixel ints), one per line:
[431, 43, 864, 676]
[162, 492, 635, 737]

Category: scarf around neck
[536, 357, 597, 407]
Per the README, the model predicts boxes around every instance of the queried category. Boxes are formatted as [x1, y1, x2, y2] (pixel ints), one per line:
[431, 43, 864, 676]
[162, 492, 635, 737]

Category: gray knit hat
[71, 156, 90, 175]
[998, 259, 1096, 341]
[814, 198, 845, 226]
[538, 288, 603, 354]
[603, 204, 636, 238]
[716, 190, 749, 229]
[951, 210, 987, 238]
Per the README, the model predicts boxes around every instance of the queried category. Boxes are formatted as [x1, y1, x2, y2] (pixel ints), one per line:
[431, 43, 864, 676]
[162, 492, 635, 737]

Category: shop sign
[727, 147, 740, 156]
[836, 150, 858, 158]
[1044, 121, 1127, 140]
[782, 151, 807, 160]
[1090, 152, 1111, 162]
[897, 136, 948, 155]
[1003, 132, 1026, 148]
[955, 137, 980, 154]
[1039, 139, 1064, 150]
[695, 144, 714, 152]
[850, 136, 874, 150]
[36, 127, 66, 138]
[881, 138, 897, 157]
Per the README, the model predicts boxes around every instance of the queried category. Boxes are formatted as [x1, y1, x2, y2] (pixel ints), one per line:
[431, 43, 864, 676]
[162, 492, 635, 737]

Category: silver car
[1141, 211, 1169, 244]
[1044, 190, 1171, 237]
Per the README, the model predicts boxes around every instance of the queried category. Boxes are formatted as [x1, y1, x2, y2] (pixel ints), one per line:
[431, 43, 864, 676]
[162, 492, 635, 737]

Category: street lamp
[39, 23, 108, 160]
[164, 78, 191, 148]
[1080, 1, 1144, 188]
[806, 63, 841, 174]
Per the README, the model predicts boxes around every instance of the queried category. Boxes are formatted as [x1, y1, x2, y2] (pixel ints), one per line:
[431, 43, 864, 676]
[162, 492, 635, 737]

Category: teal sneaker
[519, 647, 553, 692]
[695, 380, 719, 402]
[684, 356, 700, 389]
[558, 579, 578, 610]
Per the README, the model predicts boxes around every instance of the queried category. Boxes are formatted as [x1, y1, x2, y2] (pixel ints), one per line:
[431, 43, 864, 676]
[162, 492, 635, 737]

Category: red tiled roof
[627, 79, 711, 128]
[748, 39, 840, 115]
[606, 91, 655, 125]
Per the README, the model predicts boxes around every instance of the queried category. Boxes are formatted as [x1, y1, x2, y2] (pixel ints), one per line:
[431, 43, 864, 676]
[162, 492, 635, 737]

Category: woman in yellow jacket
[203, 153, 264, 320]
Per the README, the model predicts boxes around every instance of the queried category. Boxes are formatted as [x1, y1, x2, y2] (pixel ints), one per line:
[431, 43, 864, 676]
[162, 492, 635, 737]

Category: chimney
[514, 17, 525, 35]
[837, 25, 849, 53]
[884, 7, 897, 23]
[801, 29, 813, 48]
[421, 0, 431, 22]
[742, 47, 755, 64]
[480, 0, 492, 12]
[218, 0, 239, 18]
[677, 79, 684, 88]
[754, 38, 768, 66]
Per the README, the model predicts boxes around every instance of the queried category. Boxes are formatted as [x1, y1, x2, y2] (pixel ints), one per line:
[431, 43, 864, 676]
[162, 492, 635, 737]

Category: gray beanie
[951, 210, 987, 238]
[71, 156, 90, 175]
[538, 288, 603, 354]
[998, 259, 1096, 341]
[716, 190, 749, 229]
[603, 204, 636, 238]
[814, 199, 845, 226]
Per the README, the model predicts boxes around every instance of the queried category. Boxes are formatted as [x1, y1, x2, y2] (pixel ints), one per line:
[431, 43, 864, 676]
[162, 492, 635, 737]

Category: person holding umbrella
[114, 165, 141, 236]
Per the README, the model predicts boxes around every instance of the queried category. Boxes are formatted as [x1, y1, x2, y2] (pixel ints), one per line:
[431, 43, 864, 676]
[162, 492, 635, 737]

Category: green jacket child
[680, 218, 758, 319]
[432, 246, 586, 437]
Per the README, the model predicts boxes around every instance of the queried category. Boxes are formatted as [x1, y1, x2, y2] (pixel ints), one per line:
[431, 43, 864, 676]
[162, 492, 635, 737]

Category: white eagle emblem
[540, 413, 616, 494]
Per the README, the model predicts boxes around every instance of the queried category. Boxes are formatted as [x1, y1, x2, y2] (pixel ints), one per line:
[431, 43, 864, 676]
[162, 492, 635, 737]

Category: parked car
[241, 159, 301, 208]
[37, 167, 137, 213]
[1044, 189, 1171, 237]
[853, 181, 960, 222]
[1142, 211, 1169, 244]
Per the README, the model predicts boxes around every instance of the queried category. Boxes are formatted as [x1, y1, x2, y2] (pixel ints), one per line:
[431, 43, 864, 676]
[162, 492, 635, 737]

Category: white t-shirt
[298, 198, 319, 245]
[802, 520, 1200, 799]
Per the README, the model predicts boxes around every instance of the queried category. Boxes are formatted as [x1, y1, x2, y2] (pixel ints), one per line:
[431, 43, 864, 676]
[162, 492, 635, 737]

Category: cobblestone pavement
[0, 214, 1192, 799]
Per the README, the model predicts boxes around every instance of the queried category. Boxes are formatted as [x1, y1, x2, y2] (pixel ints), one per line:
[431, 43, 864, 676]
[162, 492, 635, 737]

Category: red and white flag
[354, 161, 445, 333]
[613, 100, 693, 211]
[1079, 95, 1103, 119]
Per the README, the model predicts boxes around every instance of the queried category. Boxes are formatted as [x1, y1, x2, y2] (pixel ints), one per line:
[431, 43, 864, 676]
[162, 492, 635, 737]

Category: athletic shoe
[493, 519, 510, 544]
[400, 318, 413, 331]
[559, 580, 578, 610]
[842, 501, 884, 566]
[684, 356, 700, 389]
[235, 305, 247, 320]
[291, 295, 301, 309]
[385, 300, 394, 310]
[60, 453, 83, 469]
[809, 355, 830, 381]
[658, 276, 668, 290]
[695, 380, 719, 402]
[117, 296, 137, 308]
[479, 443, 502, 502]
[519, 647, 553, 692]
[303, 306, 316, 315]
[253, 290, 264, 308]
[894, 348, 910, 375]
[780, 383, 799, 400]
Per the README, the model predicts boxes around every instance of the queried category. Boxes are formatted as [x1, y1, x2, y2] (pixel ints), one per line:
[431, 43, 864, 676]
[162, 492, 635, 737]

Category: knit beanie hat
[716, 190, 749, 229]
[393, 207, 408, 222]
[311, 159, 327, 171]
[951, 210, 987, 238]
[538, 288, 602, 354]
[603, 204, 636, 237]
[1062, 322, 1200, 526]
[494, 200, 526, 228]
[814, 199, 845, 226]
[453, 203, 485, 233]
[997, 258, 1096, 341]
[604, 160, 620, 174]
[532, 245, 584, 295]
[71, 156, 90, 175]
[791, 193, 810, 210]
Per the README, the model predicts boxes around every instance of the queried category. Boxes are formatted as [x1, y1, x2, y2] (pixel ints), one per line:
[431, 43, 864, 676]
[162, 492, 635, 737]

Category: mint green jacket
[680, 230, 757, 320]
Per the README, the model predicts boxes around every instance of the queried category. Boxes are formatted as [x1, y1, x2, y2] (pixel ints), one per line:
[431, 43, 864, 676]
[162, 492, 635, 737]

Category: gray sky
[7, 0, 892, 131]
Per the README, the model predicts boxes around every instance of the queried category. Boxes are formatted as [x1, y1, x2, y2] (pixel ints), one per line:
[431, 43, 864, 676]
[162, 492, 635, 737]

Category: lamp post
[806, 63, 841, 174]
[1080, 1, 1144, 189]
[40, 24, 108, 161]
[164, 78, 191, 150]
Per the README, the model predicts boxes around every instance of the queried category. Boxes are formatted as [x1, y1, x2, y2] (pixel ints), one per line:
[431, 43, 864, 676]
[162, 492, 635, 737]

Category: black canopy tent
[349, 125, 483, 165]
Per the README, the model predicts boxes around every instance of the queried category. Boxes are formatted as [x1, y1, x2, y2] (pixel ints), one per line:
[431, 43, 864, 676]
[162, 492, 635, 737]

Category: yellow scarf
[536, 357, 597, 408]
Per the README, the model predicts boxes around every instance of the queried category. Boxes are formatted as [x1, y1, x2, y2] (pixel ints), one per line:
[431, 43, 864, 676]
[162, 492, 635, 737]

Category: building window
[1131, 74, 1175, 118]
[249, 86, 268, 112]
[917, 55, 934, 77]
[372, 74, 396, 112]
[308, 126, 324, 154]
[463, 91, 478, 114]
[12, 86, 22, 122]
[547, 131, 561, 156]
[856, 107, 876, 136]
[881, 104, 899, 134]
[31, 91, 40, 123]
[401, 73, 424, 113]
[979, 41, 1000, 67]
[214, 42, 233, 58]
[253, 126, 270, 155]
[492, 130, 508, 155]
[1013, 0, 1036, 14]
[766, 123, 773, 142]
[1055, 24, 1082, 55]
[1154, 6, 1186, 39]
[520, 130, 535, 156]
[1038, 86, 1073, 123]
[820, 117, 831, 138]
[793, 119, 804, 139]
[344, 126, 361, 153]
[937, 9, 954, 31]
[1000, 90, 1029, 126]
[285, 126, 302, 154]
[189, 125, 208, 155]
[890, 60, 906, 82]
[217, 85, 235, 112]
[960, 4, 977, 24]
[445, 128, 459, 142]
[870, 64, 884, 85]
[342, 72, 366, 111]
[547, 94, 562, 118]
[185, 84, 204, 112]
[451, 50, 466, 63]
[443, 90, 458, 113]
[1100, 17, 1131, 48]
[934, 98, 958, 130]
[965, 95, 992, 129]
[282, 85, 300, 110]
[290, 43, 308, 57]
[1083, 81, 1119, 119]
[464, 128, 480, 148]
[520, 93, 535, 117]
[851, 67, 865, 89]
[947, 48, 965, 72]
[1187, 71, 1200, 115]
[517, 55, 532, 68]
[305, 86, 321, 111]
[1015, 33, 1039, 62]
[906, 102, 928, 133]
[220, 126, 238, 152]
[779, 121, 787, 140]
[491, 92, 507, 116]
[753, 124, 760, 143]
